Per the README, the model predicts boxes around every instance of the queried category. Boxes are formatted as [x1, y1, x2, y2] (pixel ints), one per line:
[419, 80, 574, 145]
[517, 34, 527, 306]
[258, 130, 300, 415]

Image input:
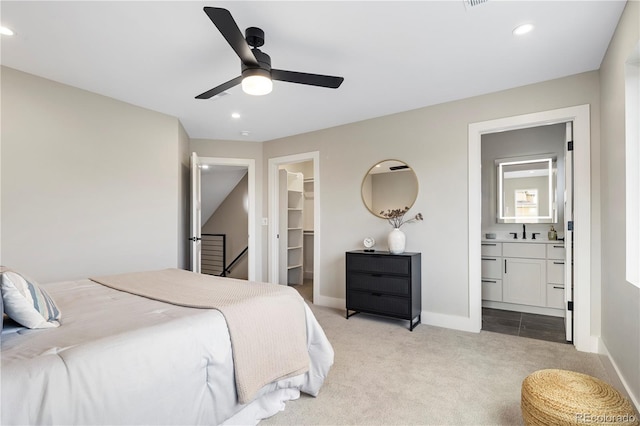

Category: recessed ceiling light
[513, 23, 534, 36]
[231, 112, 240, 119]
[240, 131, 250, 136]
[0, 26, 15, 36]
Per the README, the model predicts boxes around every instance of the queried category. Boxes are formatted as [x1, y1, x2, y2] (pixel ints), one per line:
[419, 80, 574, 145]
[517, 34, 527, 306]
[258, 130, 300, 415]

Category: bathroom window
[514, 189, 539, 218]
[625, 41, 640, 288]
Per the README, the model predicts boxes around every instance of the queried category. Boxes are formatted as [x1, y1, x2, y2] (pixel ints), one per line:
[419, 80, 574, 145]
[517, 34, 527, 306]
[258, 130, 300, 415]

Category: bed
[1, 268, 334, 425]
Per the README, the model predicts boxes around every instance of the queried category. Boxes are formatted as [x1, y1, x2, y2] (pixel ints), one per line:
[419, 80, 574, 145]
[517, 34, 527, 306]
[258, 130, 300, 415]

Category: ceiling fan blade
[203, 7, 258, 67]
[195, 76, 243, 99]
[271, 69, 344, 89]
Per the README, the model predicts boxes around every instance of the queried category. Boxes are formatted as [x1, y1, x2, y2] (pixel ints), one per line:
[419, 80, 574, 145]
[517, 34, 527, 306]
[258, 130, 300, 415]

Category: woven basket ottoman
[521, 369, 639, 425]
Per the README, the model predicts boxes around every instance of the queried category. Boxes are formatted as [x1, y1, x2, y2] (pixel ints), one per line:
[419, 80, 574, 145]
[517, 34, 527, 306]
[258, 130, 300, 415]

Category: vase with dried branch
[379, 207, 423, 254]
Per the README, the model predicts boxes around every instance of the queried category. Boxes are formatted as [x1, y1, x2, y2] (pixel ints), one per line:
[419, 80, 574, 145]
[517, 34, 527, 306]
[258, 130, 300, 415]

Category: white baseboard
[598, 338, 640, 413]
[483, 300, 564, 317]
[313, 295, 345, 310]
[313, 298, 482, 333]
[422, 310, 481, 333]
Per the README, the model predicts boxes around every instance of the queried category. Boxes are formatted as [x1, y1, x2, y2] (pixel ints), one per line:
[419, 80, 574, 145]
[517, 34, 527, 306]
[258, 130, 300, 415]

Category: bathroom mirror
[497, 156, 557, 223]
[361, 160, 418, 218]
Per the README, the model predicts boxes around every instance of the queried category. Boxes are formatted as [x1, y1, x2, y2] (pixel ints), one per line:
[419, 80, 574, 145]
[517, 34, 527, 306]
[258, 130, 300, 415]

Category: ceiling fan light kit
[242, 69, 273, 96]
[196, 7, 344, 100]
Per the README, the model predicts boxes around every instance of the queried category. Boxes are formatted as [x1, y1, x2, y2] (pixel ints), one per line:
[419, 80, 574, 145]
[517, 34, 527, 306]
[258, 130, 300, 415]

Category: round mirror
[361, 160, 419, 218]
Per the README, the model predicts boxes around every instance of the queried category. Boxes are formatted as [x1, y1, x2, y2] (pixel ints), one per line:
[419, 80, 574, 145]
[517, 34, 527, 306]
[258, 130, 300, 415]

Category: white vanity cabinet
[481, 242, 502, 302]
[546, 243, 566, 309]
[503, 254, 546, 306]
[481, 240, 566, 315]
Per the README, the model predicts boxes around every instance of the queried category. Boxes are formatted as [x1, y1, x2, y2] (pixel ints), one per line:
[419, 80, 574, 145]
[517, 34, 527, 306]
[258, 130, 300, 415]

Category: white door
[190, 152, 202, 273]
[564, 122, 574, 342]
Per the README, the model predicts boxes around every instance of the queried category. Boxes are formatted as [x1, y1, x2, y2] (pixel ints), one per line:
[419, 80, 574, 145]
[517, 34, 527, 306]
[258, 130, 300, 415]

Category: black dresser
[345, 251, 421, 330]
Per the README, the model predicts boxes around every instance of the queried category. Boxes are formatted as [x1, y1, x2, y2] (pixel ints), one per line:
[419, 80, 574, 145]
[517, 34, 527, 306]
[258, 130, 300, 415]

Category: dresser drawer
[347, 273, 410, 296]
[346, 253, 410, 275]
[347, 291, 410, 317]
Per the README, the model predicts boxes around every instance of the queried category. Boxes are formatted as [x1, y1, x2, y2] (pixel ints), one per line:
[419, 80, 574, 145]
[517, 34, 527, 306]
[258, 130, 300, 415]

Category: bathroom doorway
[469, 105, 595, 353]
[480, 123, 570, 343]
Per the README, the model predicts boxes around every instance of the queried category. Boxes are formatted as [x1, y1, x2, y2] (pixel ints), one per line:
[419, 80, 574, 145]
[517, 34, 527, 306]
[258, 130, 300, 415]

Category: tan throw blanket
[90, 268, 310, 404]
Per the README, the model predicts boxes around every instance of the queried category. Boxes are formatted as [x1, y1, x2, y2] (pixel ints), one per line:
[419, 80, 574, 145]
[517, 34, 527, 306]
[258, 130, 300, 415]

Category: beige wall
[1, 66, 187, 282]
[599, 0, 640, 405]
[263, 70, 600, 319]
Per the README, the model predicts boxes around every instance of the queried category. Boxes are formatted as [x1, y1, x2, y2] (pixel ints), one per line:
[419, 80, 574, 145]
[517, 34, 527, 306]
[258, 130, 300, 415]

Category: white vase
[388, 228, 406, 254]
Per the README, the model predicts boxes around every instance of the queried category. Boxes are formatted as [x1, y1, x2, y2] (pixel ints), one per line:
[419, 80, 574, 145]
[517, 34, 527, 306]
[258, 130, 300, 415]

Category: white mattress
[1, 278, 334, 425]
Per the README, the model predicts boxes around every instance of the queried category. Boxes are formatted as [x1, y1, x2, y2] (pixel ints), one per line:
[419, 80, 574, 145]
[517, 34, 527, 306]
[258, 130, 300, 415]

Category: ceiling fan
[195, 7, 344, 99]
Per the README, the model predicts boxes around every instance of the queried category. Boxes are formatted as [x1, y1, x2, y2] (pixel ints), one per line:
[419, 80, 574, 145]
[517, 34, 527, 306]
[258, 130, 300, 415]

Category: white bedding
[1, 278, 334, 425]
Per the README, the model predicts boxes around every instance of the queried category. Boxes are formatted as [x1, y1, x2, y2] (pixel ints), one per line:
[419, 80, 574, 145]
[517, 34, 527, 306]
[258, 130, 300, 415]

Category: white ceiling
[0, 1, 626, 142]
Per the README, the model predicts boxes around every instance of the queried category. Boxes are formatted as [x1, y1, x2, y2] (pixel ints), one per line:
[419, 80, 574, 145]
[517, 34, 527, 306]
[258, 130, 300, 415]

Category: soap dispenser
[548, 225, 557, 241]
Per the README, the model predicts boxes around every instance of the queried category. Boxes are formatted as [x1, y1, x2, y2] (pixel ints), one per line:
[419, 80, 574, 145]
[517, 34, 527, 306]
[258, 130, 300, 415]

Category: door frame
[195, 155, 257, 281]
[268, 152, 320, 302]
[468, 104, 597, 353]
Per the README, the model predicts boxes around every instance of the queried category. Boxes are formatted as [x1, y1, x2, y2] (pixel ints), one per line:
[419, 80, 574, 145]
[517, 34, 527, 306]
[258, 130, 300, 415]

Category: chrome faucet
[522, 224, 527, 239]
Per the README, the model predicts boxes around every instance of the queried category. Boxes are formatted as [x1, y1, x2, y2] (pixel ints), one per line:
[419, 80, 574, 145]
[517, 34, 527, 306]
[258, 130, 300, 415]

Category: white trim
[422, 310, 481, 333]
[624, 43, 640, 288]
[198, 156, 258, 281]
[314, 295, 344, 310]
[599, 339, 640, 412]
[468, 104, 596, 352]
[268, 152, 321, 304]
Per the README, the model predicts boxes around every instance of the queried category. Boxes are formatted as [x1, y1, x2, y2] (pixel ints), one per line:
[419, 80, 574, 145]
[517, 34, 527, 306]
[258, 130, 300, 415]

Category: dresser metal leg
[409, 314, 421, 331]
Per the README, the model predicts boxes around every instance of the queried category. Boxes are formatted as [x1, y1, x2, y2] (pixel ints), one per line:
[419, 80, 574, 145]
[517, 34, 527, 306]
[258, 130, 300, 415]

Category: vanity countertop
[482, 239, 564, 244]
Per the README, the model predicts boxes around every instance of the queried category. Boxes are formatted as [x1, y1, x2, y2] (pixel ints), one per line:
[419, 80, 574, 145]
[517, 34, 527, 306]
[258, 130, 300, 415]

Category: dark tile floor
[482, 307, 568, 344]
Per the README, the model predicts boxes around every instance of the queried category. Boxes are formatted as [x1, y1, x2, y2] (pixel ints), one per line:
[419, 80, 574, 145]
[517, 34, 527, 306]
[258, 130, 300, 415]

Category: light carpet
[263, 304, 610, 425]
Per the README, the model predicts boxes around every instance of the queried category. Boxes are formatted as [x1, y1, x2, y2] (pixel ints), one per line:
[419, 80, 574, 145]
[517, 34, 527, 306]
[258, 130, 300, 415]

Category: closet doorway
[469, 105, 596, 353]
[268, 152, 320, 304]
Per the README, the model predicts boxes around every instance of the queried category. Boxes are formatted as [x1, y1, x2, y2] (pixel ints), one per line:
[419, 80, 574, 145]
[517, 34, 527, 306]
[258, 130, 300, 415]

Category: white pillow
[1, 270, 61, 329]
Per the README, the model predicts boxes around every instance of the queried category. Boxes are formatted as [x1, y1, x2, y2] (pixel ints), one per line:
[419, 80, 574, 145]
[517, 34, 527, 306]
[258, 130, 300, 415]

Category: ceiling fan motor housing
[245, 27, 265, 48]
[242, 48, 271, 75]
